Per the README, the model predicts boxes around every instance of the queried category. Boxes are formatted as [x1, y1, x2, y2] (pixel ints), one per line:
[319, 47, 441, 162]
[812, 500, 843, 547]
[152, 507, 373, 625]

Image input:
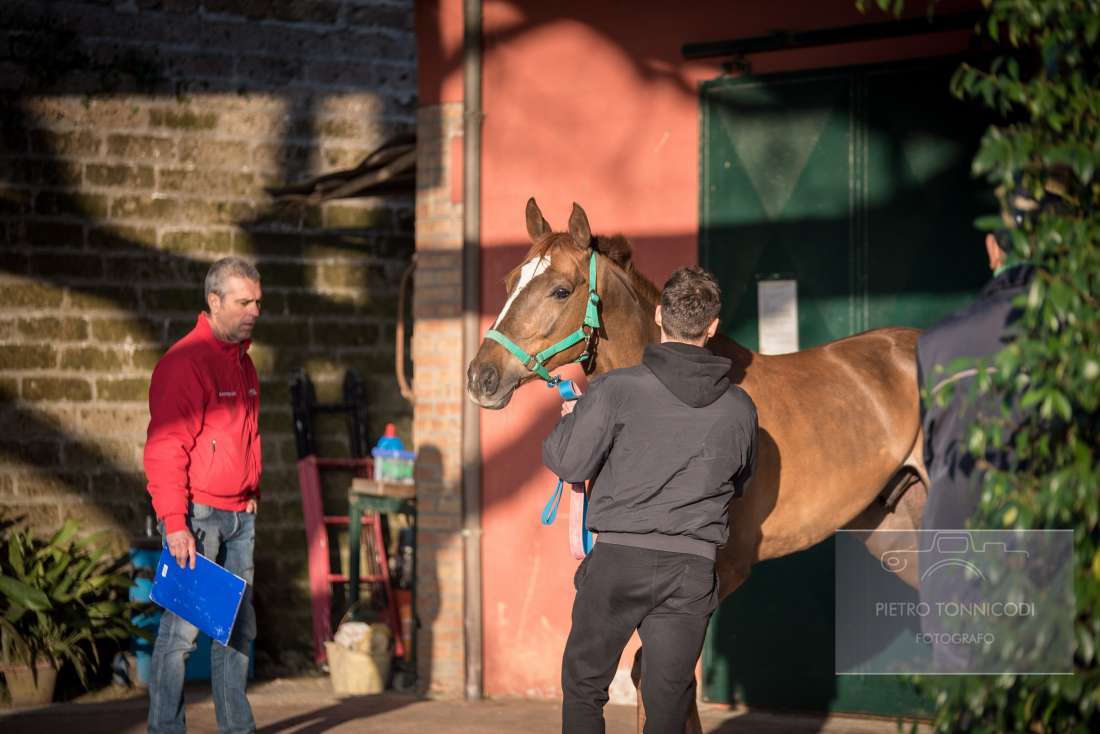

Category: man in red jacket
[145, 256, 262, 734]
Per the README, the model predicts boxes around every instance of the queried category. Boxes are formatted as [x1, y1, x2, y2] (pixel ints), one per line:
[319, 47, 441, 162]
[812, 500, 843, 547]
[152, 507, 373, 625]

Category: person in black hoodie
[543, 265, 757, 734]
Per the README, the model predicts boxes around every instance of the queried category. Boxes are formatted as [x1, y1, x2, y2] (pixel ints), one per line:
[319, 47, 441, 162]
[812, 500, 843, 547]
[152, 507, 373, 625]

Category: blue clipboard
[150, 547, 246, 646]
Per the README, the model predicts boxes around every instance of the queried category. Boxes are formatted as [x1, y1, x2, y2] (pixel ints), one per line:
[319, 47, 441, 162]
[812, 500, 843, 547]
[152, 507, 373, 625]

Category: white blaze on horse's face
[492, 255, 550, 328]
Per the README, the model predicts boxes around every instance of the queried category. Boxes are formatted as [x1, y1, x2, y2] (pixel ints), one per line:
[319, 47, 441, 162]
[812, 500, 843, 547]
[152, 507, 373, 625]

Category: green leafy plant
[0, 519, 146, 689]
[860, 0, 1100, 731]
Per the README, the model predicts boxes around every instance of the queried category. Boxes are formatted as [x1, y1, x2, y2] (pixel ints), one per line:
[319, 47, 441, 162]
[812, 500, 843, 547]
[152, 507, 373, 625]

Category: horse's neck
[592, 277, 658, 373]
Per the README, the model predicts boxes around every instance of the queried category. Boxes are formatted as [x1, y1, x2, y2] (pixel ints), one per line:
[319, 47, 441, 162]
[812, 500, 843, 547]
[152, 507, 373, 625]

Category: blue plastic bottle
[374, 423, 404, 452]
[372, 423, 415, 482]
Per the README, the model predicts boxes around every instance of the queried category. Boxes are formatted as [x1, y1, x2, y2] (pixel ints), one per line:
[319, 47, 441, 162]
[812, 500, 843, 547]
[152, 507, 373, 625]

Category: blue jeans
[148, 503, 256, 734]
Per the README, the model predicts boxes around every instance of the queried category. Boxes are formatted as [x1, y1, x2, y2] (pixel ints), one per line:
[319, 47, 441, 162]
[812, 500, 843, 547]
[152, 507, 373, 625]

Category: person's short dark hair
[205, 257, 261, 302]
[660, 266, 721, 340]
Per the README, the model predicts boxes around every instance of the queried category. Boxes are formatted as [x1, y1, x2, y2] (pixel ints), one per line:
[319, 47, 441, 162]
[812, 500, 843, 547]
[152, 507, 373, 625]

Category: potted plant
[1, 519, 145, 706]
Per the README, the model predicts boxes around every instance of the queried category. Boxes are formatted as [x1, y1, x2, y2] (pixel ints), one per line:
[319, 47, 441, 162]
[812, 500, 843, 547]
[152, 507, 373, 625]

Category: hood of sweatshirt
[642, 341, 732, 408]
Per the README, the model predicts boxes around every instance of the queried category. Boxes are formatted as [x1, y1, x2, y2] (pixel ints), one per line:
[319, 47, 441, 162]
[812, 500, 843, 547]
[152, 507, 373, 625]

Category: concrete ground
[1, 676, 927, 733]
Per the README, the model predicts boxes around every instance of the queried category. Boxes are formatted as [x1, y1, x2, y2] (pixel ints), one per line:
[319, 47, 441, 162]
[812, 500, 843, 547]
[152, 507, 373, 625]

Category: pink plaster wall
[419, 0, 975, 699]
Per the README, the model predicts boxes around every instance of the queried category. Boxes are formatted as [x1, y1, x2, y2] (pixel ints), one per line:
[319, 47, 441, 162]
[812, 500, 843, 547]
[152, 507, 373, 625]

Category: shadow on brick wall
[0, 0, 416, 674]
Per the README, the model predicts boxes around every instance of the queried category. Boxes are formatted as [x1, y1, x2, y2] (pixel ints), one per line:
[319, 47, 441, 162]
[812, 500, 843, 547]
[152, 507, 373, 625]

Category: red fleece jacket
[144, 313, 262, 534]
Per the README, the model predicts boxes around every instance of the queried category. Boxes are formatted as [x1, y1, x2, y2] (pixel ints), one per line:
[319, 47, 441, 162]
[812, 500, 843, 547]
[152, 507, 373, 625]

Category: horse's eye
[552, 287, 571, 300]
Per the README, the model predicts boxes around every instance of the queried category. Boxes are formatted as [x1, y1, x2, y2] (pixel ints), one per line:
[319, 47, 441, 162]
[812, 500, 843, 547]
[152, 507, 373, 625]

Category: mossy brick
[209, 200, 259, 225]
[85, 163, 156, 189]
[313, 320, 379, 347]
[28, 129, 101, 157]
[6, 159, 84, 187]
[271, 347, 318, 374]
[340, 353, 397, 378]
[318, 262, 381, 289]
[251, 320, 309, 347]
[161, 230, 232, 254]
[60, 347, 127, 371]
[106, 134, 176, 161]
[90, 317, 163, 342]
[318, 118, 363, 139]
[282, 290, 365, 315]
[179, 139, 251, 168]
[0, 283, 61, 308]
[96, 378, 149, 401]
[131, 347, 165, 370]
[66, 286, 143, 311]
[34, 191, 110, 219]
[158, 168, 256, 198]
[0, 504, 61, 528]
[17, 317, 89, 341]
[79, 406, 149, 436]
[88, 224, 158, 251]
[167, 318, 199, 342]
[0, 345, 57, 370]
[257, 407, 293, 435]
[30, 253, 104, 279]
[104, 254, 206, 284]
[233, 230, 305, 257]
[60, 501, 139, 531]
[245, 344, 274, 373]
[322, 205, 390, 230]
[253, 261, 312, 288]
[0, 440, 62, 466]
[19, 221, 85, 248]
[149, 108, 218, 130]
[250, 203, 323, 230]
[141, 286, 202, 312]
[22, 377, 93, 402]
[109, 195, 181, 221]
[251, 143, 314, 172]
[86, 471, 145, 500]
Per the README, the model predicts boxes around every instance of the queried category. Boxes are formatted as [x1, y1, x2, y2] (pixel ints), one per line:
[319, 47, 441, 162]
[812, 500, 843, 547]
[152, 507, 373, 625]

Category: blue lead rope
[543, 375, 594, 555]
[539, 478, 593, 555]
[541, 478, 565, 525]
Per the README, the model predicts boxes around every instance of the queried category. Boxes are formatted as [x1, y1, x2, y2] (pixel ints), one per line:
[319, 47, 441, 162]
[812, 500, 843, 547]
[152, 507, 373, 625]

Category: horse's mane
[509, 232, 661, 306]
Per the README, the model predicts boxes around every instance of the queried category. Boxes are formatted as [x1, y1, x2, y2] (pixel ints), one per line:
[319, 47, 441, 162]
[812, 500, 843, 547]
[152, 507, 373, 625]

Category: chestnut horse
[466, 199, 928, 733]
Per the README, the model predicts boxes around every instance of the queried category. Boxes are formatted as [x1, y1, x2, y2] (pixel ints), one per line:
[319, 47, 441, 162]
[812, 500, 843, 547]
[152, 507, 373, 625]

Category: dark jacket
[542, 342, 758, 559]
[917, 264, 1032, 530]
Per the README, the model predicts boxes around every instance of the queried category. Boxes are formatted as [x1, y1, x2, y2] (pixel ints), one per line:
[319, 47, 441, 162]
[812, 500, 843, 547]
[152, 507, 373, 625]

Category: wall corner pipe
[461, 0, 484, 702]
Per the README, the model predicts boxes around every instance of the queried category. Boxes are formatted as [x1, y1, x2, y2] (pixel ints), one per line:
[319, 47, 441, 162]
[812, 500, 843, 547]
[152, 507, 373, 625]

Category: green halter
[485, 251, 601, 386]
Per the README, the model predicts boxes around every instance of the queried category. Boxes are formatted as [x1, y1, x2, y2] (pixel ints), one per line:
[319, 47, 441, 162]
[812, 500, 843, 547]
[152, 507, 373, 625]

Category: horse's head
[466, 198, 656, 409]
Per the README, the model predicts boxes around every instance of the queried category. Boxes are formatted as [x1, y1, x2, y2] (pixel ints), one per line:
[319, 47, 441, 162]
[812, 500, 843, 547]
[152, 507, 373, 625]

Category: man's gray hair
[204, 257, 261, 301]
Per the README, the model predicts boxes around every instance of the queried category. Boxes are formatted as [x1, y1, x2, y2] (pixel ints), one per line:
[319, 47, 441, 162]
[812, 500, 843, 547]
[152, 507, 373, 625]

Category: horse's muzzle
[466, 361, 512, 409]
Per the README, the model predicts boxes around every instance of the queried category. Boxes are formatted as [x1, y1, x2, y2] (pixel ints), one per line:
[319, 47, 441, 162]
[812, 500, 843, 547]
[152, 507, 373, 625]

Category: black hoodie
[542, 342, 758, 559]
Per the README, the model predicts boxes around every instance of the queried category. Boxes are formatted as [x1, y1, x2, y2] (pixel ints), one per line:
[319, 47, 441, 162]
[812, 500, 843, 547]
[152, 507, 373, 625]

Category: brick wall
[412, 102, 465, 697]
[0, 0, 416, 673]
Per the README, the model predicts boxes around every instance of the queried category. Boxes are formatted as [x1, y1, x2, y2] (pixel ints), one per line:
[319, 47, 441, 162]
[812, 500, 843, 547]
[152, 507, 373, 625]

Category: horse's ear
[526, 197, 551, 243]
[568, 203, 592, 249]
[594, 234, 633, 269]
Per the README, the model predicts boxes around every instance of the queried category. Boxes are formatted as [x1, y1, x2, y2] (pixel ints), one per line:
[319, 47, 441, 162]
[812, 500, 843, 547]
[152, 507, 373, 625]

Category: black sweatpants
[561, 541, 719, 734]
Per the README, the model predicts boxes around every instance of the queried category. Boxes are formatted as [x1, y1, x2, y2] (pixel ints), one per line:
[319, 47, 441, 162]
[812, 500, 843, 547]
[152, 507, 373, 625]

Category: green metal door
[699, 61, 992, 715]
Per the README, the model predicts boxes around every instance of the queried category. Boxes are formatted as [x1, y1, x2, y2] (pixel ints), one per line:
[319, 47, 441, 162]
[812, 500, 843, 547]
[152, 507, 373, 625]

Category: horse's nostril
[479, 366, 500, 395]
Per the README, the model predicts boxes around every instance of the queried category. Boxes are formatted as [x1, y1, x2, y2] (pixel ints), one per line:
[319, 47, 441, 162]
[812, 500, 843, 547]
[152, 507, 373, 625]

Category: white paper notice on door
[757, 279, 798, 355]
